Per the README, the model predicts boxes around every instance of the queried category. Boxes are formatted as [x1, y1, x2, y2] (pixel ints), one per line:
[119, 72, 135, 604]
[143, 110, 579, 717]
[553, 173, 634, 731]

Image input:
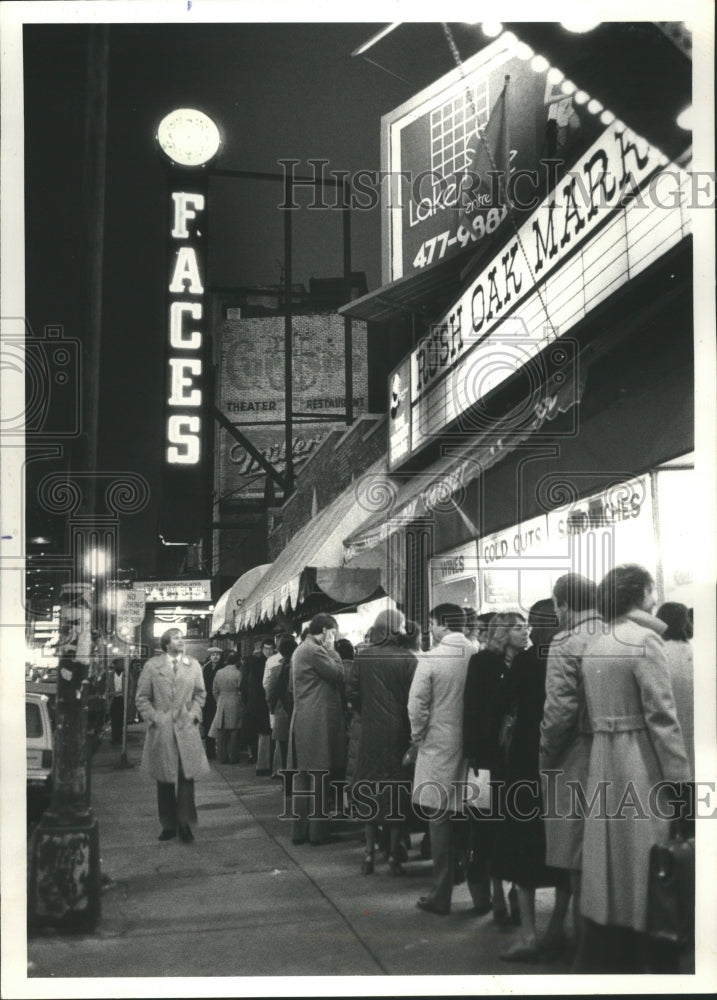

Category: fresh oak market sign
[388, 123, 690, 469]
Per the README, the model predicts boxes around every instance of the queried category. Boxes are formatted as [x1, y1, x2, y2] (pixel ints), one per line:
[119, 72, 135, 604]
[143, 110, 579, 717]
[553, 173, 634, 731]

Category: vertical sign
[159, 171, 212, 544]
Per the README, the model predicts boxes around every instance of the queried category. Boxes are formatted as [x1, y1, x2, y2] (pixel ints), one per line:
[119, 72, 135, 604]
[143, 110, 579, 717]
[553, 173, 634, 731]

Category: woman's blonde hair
[485, 612, 526, 654]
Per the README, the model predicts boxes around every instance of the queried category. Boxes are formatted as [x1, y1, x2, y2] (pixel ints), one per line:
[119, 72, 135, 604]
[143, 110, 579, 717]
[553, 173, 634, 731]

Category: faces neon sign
[166, 192, 205, 464]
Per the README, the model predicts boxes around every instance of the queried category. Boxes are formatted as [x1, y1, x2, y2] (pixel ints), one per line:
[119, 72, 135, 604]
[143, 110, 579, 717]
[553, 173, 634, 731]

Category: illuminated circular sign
[156, 108, 221, 167]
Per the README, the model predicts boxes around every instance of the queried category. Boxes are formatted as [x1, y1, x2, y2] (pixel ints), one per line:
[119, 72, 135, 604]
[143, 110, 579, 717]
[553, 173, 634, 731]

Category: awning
[337, 253, 470, 325]
[236, 460, 389, 629]
[210, 563, 272, 634]
[343, 361, 585, 559]
[210, 587, 233, 635]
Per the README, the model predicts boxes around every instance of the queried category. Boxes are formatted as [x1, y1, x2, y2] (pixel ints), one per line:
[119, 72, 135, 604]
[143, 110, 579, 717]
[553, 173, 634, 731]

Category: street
[27, 724, 569, 981]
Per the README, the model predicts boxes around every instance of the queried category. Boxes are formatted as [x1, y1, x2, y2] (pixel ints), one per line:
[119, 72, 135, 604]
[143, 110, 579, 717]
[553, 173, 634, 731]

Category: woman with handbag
[492, 600, 572, 963]
[463, 612, 529, 922]
[576, 564, 690, 973]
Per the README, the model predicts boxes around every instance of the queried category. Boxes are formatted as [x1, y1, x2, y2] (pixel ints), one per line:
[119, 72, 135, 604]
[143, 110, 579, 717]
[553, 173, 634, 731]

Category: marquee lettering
[407, 124, 667, 402]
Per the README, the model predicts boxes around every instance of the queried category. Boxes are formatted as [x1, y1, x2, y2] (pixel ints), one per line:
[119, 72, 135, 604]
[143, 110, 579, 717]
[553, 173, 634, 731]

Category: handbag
[646, 830, 695, 947]
[497, 707, 517, 762]
[401, 742, 418, 771]
[463, 766, 492, 812]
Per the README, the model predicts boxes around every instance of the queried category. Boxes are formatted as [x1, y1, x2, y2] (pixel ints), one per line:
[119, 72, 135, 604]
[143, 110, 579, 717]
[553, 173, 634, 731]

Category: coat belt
[591, 714, 646, 733]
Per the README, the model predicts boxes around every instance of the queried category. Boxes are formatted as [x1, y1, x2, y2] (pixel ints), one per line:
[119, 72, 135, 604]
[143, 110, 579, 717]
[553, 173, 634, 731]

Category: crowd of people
[134, 564, 694, 974]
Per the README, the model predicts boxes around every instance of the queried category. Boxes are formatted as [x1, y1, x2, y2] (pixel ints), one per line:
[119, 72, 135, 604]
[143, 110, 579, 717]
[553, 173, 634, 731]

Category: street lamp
[86, 546, 110, 579]
[156, 108, 222, 168]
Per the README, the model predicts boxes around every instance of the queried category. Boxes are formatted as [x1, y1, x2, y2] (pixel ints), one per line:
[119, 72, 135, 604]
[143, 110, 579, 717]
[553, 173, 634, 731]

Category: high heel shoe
[361, 855, 375, 875]
[388, 856, 405, 876]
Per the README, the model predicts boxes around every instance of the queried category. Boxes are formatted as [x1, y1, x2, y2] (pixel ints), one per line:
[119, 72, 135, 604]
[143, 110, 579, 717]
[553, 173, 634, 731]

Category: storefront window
[655, 463, 695, 606]
[479, 514, 553, 615]
[477, 474, 659, 615]
[546, 473, 657, 593]
[430, 541, 479, 613]
[302, 596, 399, 650]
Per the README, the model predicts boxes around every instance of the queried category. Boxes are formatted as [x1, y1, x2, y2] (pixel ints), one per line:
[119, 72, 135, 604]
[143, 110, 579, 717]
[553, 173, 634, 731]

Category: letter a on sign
[169, 247, 204, 294]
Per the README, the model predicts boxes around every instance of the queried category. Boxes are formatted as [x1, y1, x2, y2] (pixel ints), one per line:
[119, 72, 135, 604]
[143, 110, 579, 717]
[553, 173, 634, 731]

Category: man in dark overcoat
[288, 614, 346, 845]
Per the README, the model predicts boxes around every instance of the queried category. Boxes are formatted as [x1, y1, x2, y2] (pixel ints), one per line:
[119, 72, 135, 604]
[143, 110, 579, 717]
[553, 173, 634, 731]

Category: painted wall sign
[218, 314, 367, 500]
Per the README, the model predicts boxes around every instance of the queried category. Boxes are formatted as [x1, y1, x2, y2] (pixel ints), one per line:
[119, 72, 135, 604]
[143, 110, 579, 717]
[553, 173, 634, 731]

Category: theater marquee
[388, 124, 690, 470]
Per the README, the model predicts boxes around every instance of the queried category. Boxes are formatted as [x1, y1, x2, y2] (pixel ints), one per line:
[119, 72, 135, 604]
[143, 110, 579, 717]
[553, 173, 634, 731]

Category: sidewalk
[27, 725, 569, 981]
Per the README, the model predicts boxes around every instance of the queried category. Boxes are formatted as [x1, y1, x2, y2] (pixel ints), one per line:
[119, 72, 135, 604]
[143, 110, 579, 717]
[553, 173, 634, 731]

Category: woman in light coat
[578, 565, 690, 972]
[408, 603, 475, 915]
[210, 651, 243, 764]
[135, 628, 209, 842]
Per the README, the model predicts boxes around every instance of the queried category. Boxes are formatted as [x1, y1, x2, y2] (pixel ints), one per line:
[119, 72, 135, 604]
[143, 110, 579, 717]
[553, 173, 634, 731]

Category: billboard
[381, 34, 604, 282]
[218, 314, 367, 500]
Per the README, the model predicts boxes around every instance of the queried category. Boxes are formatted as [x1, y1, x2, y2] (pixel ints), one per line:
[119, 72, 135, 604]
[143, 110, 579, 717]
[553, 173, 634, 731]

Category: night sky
[23, 21, 415, 576]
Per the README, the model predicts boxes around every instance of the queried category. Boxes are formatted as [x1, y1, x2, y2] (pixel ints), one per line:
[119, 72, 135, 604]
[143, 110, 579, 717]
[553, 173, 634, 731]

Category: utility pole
[28, 24, 109, 931]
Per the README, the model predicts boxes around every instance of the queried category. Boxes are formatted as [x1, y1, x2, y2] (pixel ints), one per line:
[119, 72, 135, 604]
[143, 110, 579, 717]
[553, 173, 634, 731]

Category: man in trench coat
[135, 628, 209, 842]
[540, 572, 601, 956]
[408, 603, 474, 915]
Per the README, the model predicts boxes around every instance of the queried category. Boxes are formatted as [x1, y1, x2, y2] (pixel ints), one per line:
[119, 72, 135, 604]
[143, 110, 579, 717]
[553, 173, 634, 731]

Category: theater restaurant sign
[389, 123, 690, 470]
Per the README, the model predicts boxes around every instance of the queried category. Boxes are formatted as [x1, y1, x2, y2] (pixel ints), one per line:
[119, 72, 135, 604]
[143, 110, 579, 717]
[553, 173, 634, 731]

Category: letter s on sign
[167, 415, 200, 464]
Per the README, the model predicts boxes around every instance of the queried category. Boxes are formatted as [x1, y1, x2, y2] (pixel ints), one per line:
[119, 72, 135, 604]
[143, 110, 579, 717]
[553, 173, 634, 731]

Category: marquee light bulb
[587, 98, 603, 114]
[676, 106, 692, 131]
[514, 42, 533, 60]
[547, 66, 565, 84]
[481, 21, 503, 38]
[530, 54, 549, 73]
[600, 109, 616, 126]
[574, 90, 590, 105]
[560, 18, 600, 33]
[560, 79, 577, 95]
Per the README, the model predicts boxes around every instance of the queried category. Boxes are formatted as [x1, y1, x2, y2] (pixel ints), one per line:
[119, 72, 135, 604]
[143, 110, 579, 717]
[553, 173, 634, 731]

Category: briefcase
[646, 834, 695, 947]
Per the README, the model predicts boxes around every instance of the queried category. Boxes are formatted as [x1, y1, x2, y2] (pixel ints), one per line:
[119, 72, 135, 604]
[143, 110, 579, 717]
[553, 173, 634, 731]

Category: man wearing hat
[202, 646, 223, 759]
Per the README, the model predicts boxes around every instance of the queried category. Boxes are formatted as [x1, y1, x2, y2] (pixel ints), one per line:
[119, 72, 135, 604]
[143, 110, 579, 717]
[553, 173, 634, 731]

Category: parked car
[26, 691, 54, 807]
[26, 659, 108, 740]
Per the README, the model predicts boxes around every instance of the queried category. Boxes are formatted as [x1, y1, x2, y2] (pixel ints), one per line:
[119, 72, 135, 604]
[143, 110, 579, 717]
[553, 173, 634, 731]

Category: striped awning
[236, 460, 388, 630]
[213, 563, 272, 633]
